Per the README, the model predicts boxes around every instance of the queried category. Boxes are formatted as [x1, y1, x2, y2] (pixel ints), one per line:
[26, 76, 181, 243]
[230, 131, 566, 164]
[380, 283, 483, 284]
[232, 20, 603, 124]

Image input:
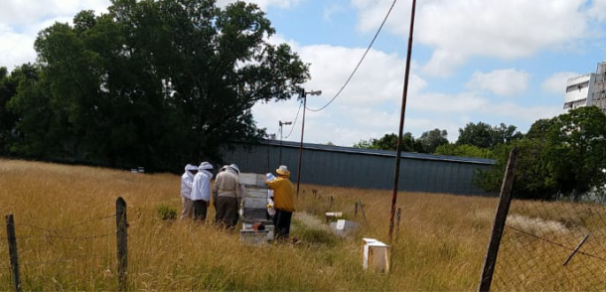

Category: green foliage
[457, 122, 522, 149]
[434, 144, 493, 159]
[352, 132, 424, 153]
[3, 0, 309, 171]
[156, 203, 177, 221]
[477, 107, 606, 200]
[417, 128, 449, 153]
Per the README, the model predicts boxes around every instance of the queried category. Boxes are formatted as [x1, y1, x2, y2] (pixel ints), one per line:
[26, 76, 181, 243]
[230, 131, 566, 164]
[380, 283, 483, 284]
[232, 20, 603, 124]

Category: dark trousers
[273, 209, 292, 240]
[215, 197, 238, 228]
[193, 200, 208, 223]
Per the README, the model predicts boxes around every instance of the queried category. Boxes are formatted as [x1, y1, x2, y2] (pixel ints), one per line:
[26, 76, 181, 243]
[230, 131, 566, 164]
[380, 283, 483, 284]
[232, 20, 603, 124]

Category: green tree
[434, 144, 493, 159]
[545, 106, 606, 200]
[417, 128, 448, 153]
[353, 132, 423, 152]
[0, 67, 20, 154]
[8, 0, 309, 171]
[477, 107, 606, 200]
[457, 122, 521, 149]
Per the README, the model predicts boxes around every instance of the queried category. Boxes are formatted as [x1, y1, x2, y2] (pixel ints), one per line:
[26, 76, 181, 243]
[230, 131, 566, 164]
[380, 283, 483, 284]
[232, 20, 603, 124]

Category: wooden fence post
[478, 148, 519, 292]
[358, 200, 369, 225]
[329, 196, 333, 211]
[354, 201, 359, 219]
[5, 214, 21, 292]
[116, 197, 128, 291]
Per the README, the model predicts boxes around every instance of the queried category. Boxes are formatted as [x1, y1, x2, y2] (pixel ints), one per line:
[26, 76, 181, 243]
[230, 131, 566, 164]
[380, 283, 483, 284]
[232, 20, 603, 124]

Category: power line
[283, 100, 303, 139]
[305, 0, 398, 112]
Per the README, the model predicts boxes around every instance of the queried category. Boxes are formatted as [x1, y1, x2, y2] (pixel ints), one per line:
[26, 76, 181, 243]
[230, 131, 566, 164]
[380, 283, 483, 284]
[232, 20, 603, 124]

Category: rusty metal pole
[279, 122, 284, 166]
[388, 0, 417, 242]
[296, 92, 307, 197]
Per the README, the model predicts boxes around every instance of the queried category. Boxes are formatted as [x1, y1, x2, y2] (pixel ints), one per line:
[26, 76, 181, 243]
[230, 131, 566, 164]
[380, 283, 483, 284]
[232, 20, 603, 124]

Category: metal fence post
[478, 148, 519, 292]
[396, 208, 402, 242]
[5, 214, 21, 292]
[116, 197, 128, 291]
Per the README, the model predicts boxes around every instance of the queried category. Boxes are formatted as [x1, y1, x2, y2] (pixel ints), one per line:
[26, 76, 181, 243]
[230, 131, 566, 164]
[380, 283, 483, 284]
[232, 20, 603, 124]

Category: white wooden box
[244, 197, 267, 209]
[239, 173, 266, 187]
[362, 238, 391, 273]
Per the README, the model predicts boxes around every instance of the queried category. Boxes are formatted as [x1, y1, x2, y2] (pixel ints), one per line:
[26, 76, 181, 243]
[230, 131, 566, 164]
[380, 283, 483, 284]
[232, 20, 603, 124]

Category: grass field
[0, 158, 507, 291]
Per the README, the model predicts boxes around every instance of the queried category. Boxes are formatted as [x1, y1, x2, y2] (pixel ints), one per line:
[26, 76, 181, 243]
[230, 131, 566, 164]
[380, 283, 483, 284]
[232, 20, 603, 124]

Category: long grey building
[222, 140, 496, 196]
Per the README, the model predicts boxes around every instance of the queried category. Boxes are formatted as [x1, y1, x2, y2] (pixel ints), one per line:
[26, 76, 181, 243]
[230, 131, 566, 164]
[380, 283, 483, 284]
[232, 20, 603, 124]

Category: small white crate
[362, 238, 391, 273]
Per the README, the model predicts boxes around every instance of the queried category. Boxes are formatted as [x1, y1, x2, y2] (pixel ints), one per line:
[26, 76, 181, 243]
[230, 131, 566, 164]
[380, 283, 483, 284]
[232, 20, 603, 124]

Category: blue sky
[1, 0, 606, 146]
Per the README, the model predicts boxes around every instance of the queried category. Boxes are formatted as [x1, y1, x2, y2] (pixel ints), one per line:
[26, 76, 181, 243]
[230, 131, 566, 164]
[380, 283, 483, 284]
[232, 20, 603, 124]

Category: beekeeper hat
[198, 161, 213, 171]
[185, 164, 198, 171]
[229, 163, 240, 173]
[276, 165, 290, 176]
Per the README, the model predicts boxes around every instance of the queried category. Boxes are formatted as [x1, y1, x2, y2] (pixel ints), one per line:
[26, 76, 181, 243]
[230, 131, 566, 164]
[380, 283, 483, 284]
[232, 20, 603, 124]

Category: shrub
[156, 203, 177, 221]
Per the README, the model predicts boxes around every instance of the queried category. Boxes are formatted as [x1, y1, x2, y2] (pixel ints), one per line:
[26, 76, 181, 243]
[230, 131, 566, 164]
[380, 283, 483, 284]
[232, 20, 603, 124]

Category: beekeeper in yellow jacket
[266, 165, 295, 240]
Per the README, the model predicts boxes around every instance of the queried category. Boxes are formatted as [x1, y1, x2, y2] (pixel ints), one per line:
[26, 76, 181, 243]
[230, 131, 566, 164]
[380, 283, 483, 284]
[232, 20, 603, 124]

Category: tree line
[0, 0, 309, 172]
[354, 106, 606, 200]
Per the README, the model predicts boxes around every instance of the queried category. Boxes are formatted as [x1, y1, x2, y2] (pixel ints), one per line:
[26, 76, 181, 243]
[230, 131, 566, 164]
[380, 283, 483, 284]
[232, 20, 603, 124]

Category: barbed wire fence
[478, 149, 606, 291]
[1, 197, 128, 292]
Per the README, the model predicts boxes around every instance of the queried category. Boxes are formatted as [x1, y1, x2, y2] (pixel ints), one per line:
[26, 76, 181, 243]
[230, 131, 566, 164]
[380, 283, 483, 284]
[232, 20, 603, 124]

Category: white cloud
[0, 24, 37, 71]
[542, 72, 580, 95]
[255, 38, 563, 145]
[421, 49, 468, 78]
[297, 44, 425, 107]
[0, 0, 110, 26]
[467, 69, 530, 96]
[352, 0, 596, 76]
[323, 3, 347, 22]
[588, 0, 606, 21]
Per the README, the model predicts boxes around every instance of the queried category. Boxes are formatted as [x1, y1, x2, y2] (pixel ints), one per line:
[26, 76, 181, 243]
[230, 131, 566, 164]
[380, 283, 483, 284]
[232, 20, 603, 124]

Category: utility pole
[267, 133, 276, 173]
[296, 89, 322, 197]
[278, 121, 292, 166]
[388, 0, 417, 242]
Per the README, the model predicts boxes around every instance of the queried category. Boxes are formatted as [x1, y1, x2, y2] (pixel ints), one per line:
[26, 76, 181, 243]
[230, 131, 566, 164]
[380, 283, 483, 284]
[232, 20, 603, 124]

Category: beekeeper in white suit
[180, 164, 198, 221]
[192, 161, 213, 223]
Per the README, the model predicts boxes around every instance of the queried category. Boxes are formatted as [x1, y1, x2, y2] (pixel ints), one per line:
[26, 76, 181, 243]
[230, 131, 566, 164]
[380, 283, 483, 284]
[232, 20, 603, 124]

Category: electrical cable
[283, 100, 303, 139]
[305, 0, 398, 112]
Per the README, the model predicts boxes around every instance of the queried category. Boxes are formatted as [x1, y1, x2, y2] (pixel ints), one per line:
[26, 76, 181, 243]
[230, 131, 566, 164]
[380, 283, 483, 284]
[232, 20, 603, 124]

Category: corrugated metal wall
[222, 141, 495, 196]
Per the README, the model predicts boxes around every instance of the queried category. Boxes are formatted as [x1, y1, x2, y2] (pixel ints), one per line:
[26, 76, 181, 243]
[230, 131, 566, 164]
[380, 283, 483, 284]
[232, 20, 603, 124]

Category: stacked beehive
[239, 173, 274, 245]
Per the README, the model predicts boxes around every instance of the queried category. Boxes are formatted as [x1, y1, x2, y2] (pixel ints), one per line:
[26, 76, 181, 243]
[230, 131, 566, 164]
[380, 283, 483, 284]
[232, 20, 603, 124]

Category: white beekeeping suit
[191, 162, 214, 222]
[180, 164, 198, 220]
[181, 164, 197, 199]
[192, 163, 214, 202]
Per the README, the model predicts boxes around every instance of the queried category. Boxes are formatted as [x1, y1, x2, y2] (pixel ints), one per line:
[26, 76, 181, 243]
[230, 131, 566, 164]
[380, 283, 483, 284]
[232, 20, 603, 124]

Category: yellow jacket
[266, 176, 295, 212]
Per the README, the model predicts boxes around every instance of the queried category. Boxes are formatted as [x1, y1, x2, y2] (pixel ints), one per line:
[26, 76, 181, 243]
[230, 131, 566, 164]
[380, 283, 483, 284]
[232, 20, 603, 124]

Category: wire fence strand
[492, 197, 606, 291]
[15, 213, 115, 234]
[21, 253, 115, 267]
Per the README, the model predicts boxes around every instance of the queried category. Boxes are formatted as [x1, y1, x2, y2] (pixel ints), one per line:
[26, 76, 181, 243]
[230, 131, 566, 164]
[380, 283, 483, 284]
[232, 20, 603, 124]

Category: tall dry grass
[0, 158, 511, 290]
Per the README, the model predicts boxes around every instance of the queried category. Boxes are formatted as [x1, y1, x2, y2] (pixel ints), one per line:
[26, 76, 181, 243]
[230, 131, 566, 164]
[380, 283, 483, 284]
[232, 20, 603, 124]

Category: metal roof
[254, 139, 496, 165]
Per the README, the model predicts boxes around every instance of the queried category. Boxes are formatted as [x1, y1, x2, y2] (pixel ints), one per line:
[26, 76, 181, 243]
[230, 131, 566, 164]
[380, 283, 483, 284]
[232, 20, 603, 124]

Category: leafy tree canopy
[3, 0, 310, 171]
[417, 128, 448, 153]
[477, 106, 606, 200]
[353, 132, 423, 153]
[456, 122, 522, 149]
[434, 144, 493, 159]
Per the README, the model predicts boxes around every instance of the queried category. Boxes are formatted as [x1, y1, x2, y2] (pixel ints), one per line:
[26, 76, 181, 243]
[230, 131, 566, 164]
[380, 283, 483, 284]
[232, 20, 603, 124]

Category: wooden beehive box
[362, 238, 391, 273]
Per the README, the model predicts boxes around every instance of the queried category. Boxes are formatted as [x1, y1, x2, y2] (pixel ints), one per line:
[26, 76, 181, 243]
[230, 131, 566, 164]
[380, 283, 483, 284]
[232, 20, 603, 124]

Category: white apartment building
[564, 61, 606, 113]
